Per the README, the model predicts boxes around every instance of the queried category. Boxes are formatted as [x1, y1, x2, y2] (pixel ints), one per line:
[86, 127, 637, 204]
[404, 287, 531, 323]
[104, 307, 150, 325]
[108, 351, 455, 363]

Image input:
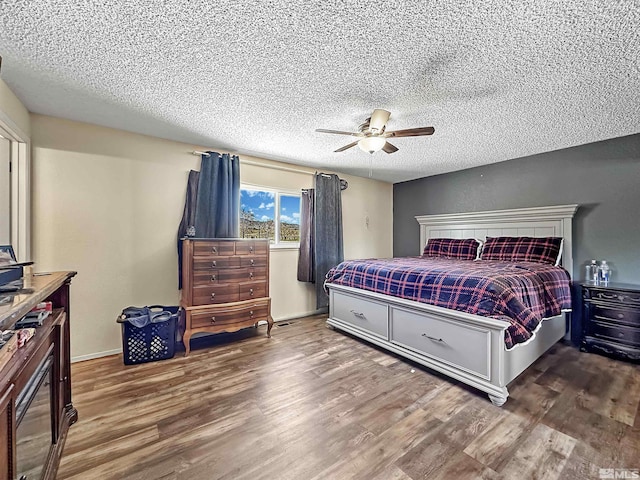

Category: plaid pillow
[480, 236, 563, 265]
[422, 238, 481, 260]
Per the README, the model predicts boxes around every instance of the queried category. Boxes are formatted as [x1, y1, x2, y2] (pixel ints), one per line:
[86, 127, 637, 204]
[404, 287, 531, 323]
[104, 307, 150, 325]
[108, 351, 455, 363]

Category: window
[240, 186, 301, 245]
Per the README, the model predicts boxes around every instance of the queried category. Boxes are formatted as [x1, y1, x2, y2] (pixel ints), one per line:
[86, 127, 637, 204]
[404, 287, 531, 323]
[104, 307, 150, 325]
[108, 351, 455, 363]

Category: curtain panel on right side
[313, 173, 344, 309]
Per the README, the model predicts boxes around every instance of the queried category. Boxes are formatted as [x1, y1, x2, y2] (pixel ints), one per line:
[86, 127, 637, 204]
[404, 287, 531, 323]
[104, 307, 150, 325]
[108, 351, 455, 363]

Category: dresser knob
[211, 293, 216, 299]
[211, 317, 216, 323]
[211, 275, 216, 281]
[250, 259, 254, 265]
[618, 313, 624, 319]
[212, 247, 217, 253]
[249, 246, 254, 252]
[212, 261, 217, 267]
[249, 272, 254, 279]
[250, 310, 254, 317]
[249, 288, 254, 296]
[618, 295, 625, 301]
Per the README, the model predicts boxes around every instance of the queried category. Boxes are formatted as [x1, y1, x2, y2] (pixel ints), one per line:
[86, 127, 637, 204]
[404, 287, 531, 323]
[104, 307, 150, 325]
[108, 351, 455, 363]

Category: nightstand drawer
[590, 321, 640, 347]
[593, 304, 640, 327]
[588, 288, 640, 306]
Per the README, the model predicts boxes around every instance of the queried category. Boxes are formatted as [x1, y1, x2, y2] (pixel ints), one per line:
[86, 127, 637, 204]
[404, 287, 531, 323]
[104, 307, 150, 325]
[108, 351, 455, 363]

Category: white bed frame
[326, 204, 578, 406]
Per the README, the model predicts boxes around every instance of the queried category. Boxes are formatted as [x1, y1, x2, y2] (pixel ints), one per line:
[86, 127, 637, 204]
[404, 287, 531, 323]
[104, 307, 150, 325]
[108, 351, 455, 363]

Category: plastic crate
[120, 306, 179, 365]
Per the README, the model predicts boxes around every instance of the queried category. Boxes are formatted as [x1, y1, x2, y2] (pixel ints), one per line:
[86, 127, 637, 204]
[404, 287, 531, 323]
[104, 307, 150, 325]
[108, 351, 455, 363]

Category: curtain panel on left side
[177, 152, 240, 288]
[194, 152, 241, 238]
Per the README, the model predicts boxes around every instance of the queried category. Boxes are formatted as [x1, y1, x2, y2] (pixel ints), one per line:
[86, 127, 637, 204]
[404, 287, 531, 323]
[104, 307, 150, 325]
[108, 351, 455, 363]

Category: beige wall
[30, 114, 393, 360]
[0, 78, 30, 137]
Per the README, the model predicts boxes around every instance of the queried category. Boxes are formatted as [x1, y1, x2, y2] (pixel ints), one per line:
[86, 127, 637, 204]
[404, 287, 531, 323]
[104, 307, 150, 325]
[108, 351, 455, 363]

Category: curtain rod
[190, 151, 315, 176]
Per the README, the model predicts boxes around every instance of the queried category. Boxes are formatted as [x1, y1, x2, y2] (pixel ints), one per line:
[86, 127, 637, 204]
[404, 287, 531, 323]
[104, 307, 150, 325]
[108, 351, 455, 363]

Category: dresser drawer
[248, 266, 267, 281]
[190, 301, 270, 329]
[194, 268, 257, 286]
[590, 320, 640, 347]
[331, 291, 388, 338]
[390, 308, 491, 380]
[193, 241, 235, 257]
[193, 256, 241, 270]
[240, 256, 267, 267]
[592, 304, 640, 327]
[234, 240, 269, 256]
[192, 284, 239, 306]
[239, 281, 267, 301]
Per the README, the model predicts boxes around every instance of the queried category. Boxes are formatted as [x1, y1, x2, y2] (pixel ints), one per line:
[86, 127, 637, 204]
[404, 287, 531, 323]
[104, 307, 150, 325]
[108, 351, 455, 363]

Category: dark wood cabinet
[181, 239, 273, 356]
[581, 282, 640, 361]
[0, 271, 77, 480]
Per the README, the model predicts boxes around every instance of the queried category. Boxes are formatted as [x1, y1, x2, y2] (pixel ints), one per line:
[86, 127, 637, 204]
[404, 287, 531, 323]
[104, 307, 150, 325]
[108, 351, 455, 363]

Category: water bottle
[585, 260, 598, 284]
[598, 260, 611, 285]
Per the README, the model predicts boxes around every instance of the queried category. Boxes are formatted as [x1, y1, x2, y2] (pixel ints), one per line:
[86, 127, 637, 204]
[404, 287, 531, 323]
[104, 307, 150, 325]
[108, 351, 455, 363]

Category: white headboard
[415, 204, 579, 275]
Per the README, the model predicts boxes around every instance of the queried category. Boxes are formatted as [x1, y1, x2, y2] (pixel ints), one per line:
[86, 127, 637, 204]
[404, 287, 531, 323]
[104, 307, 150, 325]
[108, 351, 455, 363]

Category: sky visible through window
[240, 189, 300, 242]
[241, 190, 275, 222]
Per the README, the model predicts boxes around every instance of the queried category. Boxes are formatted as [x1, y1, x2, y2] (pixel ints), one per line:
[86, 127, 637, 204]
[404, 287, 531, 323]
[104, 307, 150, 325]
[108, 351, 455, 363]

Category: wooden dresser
[581, 282, 640, 362]
[0, 271, 77, 480]
[180, 238, 273, 355]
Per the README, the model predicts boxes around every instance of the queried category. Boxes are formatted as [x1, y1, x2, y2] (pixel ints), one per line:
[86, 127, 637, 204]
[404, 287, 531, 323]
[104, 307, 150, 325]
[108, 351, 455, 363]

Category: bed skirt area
[326, 283, 567, 406]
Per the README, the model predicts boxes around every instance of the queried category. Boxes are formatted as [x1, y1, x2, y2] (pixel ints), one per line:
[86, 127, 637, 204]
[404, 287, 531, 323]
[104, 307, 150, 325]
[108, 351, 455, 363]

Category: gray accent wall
[393, 133, 640, 284]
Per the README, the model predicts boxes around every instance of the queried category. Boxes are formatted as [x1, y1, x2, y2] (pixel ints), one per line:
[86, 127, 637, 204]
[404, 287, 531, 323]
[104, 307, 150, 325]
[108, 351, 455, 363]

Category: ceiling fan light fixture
[358, 136, 386, 154]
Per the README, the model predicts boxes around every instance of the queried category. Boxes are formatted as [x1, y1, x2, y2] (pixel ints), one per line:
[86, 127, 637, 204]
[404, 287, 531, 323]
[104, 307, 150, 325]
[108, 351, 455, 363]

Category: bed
[325, 204, 578, 406]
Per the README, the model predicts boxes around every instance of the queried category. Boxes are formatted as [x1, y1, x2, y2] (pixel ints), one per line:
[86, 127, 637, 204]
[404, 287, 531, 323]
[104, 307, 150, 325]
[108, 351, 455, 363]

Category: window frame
[240, 184, 302, 248]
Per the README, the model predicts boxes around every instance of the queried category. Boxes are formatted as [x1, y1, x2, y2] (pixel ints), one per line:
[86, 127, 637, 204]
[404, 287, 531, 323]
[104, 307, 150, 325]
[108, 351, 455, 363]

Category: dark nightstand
[580, 282, 640, 361]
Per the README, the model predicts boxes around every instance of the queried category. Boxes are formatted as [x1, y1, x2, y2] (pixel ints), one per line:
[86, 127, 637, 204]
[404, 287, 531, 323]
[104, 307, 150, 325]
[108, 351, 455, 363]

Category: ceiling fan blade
[334, 141, 360, 152]
[316, 129, 363, 137]
[385, 126, 435, 137]
[369, 109, 391, 132]
[382, 142, 399, 154]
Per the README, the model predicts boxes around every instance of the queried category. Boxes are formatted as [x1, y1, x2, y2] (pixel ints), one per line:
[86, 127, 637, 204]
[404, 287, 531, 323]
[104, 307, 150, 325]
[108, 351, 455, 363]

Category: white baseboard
[71, 348, 121, 363]
[274, 308, 327, 322]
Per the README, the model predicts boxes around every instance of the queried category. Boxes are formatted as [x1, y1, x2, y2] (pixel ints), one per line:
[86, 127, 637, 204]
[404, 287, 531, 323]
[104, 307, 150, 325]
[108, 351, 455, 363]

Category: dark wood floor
[58, 315, 640, 480]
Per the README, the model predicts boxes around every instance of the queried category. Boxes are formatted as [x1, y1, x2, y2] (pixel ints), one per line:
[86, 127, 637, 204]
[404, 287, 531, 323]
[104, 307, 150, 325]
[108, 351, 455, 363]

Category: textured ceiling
[0, 1, 639, 183]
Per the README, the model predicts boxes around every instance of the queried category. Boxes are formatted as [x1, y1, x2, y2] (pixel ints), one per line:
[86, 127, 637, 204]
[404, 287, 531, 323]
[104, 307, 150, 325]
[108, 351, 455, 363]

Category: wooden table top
[0, 270, 76, 331]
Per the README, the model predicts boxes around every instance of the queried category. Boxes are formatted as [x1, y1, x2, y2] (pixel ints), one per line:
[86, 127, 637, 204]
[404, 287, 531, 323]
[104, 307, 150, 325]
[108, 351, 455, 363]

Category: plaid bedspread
[325, 257, 572, 349]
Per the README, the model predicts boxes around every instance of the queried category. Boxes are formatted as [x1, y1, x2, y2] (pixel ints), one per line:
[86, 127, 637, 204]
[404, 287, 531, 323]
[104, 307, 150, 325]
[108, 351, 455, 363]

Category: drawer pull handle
[249, 288, 254, 296]
[250, 246, 254, 252]
[422, 333, 445, 343]
[350, 310, 365, 319]
[211, 275, 216, 281]
[250, 310, 254, 318]
[618, 313, 624, 319]
[630, 296, 640, 302]
[250, 259, 255, 265]
[249, 272, 254, 278]
[212, 261, 217, 267]
[211, 293, 216, 299]
[212, 247, 217, 253]
[211, 317, 216, 323]
[598, 293, 616, 300]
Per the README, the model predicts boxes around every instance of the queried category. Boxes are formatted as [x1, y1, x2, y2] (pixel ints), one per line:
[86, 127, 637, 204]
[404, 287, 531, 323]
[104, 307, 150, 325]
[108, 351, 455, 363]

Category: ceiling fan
[316, 109, 435, 154]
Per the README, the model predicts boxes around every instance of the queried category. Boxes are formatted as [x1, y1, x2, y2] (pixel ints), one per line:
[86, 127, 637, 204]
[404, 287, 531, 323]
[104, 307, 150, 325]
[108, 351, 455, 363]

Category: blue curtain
[194, 152, 240, 238]
[314, 173, 344, 309]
